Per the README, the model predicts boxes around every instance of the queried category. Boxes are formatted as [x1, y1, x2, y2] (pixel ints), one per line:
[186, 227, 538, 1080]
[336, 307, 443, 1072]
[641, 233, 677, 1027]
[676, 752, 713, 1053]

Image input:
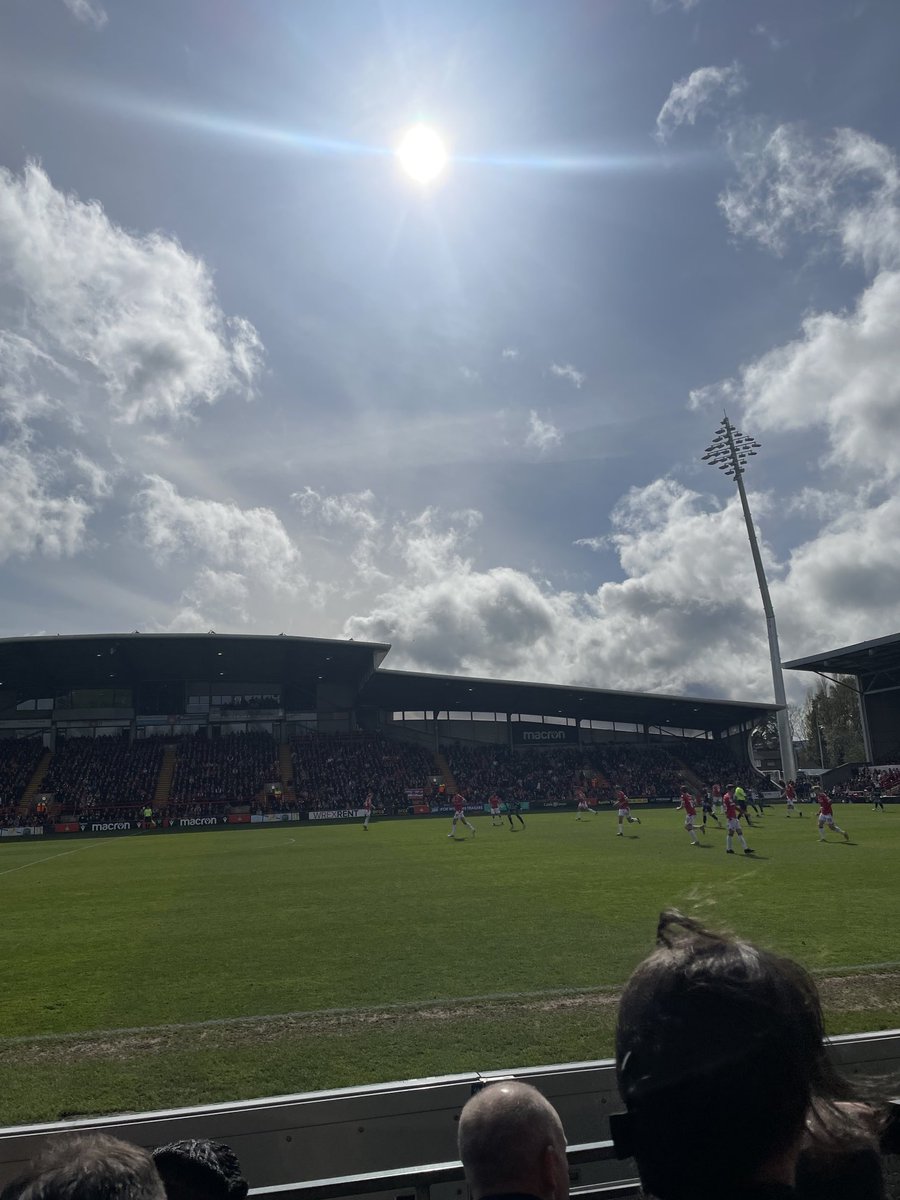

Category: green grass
[1, 806, 898, 1125]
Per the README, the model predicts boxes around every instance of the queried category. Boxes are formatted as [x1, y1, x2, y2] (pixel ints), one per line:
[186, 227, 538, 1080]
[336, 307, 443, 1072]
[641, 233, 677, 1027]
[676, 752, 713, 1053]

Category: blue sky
[1, 0, 899, 700]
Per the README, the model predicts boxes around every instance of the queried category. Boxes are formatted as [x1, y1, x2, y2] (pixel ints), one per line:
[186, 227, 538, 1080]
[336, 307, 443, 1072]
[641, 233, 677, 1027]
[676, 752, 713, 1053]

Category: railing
[1, 1032, 898, 1191]
[248, 1142, 634, 1200]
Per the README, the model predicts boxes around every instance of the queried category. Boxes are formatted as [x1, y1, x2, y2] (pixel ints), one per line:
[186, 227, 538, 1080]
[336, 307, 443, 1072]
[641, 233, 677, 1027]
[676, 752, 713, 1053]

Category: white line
[0, 841, 104, 878]
[4, 961, 899, 1047]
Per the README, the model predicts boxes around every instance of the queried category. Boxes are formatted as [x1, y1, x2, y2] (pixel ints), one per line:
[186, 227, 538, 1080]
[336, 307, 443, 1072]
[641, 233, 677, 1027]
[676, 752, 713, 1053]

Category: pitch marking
[3, 964, 899, 1047]
[0, 842, 104, 878]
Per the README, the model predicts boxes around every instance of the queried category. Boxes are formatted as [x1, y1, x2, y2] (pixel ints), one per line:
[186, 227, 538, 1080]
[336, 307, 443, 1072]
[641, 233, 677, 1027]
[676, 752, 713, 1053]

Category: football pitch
[1, 807, 898, 1126]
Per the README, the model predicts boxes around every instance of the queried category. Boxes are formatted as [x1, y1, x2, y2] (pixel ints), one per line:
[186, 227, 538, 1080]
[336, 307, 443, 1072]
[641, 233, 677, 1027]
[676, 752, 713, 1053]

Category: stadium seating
[40, 736, 165, 817]
[290, 733, 436, 812]
[445, 744, 597, 804]
[170, 731, 279, 807]
[669, 740, 773, 791]
[0, 738, 43, 813]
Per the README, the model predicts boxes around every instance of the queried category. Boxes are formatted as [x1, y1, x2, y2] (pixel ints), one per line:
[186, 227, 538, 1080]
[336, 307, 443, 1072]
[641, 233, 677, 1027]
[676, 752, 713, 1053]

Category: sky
[1, 0, 899, 704]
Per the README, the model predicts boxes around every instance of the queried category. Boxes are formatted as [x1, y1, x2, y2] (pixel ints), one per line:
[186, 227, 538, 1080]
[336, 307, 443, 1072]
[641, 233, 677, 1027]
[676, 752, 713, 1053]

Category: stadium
[1, 631, 898, 1194]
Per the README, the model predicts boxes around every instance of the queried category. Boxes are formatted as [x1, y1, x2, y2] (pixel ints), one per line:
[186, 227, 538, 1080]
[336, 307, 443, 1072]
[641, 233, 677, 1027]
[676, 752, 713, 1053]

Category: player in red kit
[817, 791, 849, 843]
[676, 787, 704, 845]
[711, 782, 722, 812]
[723, 790, 754, 855]
[575, 787, 597, 821]
[615, 787, 641, 836]
[488, 793, 503, 826]
[448, 792, 476, 839]
[362, 791, 374, 831]
[784, 780, 801, 817]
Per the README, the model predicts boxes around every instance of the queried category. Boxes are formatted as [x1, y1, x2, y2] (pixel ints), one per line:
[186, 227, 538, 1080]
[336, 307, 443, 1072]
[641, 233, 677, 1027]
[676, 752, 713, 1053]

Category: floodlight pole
[703, 414, 797, 784]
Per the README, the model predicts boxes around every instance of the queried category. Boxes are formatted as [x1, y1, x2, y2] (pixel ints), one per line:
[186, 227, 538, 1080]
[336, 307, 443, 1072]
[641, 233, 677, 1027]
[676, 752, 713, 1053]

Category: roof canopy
[0, 633, 389, 693]
[361, 668, 776, 734]
[0, 633, 778, 733]
[783, 632, 900, 680]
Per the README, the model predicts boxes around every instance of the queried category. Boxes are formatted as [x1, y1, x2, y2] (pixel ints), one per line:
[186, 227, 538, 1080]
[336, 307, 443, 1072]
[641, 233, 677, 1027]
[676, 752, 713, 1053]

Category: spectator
[612, 910, 888, 1200]
[1, 1134, 165, 1200]
[152, 1140, 248, 1200]
[458, 1081, 569, 1200]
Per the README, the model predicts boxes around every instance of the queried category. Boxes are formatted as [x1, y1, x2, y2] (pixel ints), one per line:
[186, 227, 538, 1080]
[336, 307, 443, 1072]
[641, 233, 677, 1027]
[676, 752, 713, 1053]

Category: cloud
[0, 441, 93, 563]
[134, 475, 303, 591]
[525, 410, 562, 453]
[344, 480, 785, 696]
[720, 124, 900, 269]
[293, 485, 385, 582]
[655, 64, 745, 142]
[550, 362, 586, 388]
[501, 347, 519, 360]
[181, 568, 251, 626]
[459, 365, 481, 383]
[650, 0, 701, 12]
[0, 162, 263, 424]
[701, 126, 900, 483]
[752, 23, 786, 51]
[61, 0, 108, 29]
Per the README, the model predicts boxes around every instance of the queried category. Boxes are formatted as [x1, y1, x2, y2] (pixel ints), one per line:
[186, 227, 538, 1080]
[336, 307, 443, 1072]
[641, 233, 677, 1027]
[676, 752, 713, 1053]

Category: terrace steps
[153, 746, 177, 807]
[18, 748, 51, 815]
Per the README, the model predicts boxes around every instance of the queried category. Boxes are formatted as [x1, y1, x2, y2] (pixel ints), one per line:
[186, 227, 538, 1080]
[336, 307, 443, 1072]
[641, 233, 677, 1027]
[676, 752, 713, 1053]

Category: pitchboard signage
[512, 723, 579, 746]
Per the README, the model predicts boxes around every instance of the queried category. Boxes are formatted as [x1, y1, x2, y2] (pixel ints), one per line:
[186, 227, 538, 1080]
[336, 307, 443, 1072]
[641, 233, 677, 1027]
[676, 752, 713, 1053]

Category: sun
[396, 125, 448, 184]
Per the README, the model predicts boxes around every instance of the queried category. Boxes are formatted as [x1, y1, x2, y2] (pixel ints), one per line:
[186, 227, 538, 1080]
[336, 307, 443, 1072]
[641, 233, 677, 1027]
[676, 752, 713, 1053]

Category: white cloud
[293, 486, 385, 582]
[549, 362, 586, 388]
[702, 126, 900, 483]
[459, 366, 480, 383]
[525, 410, 562, 453]
[0, 162, 263, 424]
[344, 480, 785, 696]
[655, 64, 745, 143]
[720, 125, 900, 268]
[0, 442, 92, 563]
[650, 0, 701, 12]
[501, 347, 519, 360]
[752, 23, 786, 51]
[182, 568, 251, 625]
[61, 0, 108, 29]
[134, 475, 303, 591]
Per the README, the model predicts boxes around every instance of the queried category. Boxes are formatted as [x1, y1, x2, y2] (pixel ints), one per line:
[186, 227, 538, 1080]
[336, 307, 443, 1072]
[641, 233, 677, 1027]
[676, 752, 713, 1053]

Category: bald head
[458, 1082, 568, 1200]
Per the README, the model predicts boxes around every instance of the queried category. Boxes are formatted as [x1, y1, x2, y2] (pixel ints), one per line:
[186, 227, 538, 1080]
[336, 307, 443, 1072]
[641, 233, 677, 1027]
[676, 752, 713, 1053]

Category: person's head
[1, 1135, 164, 1200]
[151, 1141, 247, 1200]
[614, 911, 837, 1200]
[458, 1082, 568, 1200]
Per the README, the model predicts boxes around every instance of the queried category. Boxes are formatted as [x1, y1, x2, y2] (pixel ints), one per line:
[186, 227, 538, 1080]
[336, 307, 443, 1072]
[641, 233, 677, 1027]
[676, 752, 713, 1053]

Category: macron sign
[512, 724, 579, 746]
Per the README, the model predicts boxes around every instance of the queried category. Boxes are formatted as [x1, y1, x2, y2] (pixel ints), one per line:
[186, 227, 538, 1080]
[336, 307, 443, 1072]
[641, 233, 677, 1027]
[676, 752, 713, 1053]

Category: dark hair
[151, 1141, 247, 1200]
[0, 1135, 164, 1200]
[615, 911, 838, 1200]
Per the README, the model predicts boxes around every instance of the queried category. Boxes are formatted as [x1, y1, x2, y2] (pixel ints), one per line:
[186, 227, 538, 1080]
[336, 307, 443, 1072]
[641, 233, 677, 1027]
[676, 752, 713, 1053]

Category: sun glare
[396, 125, 448, 184]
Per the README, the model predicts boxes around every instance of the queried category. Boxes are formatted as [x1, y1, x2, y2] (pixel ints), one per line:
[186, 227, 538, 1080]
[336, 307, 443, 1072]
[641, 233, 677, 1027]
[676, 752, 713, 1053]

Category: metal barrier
[247, 1142, 637, 1200]
[1, 1031, 898, 1192]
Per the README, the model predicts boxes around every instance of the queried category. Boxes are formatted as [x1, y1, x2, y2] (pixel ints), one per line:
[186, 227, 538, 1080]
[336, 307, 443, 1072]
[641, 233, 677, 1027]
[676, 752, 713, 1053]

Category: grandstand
[785, 632, 900, 767]
[1, 633, 898, 1195]
[0, 632, 778, 831]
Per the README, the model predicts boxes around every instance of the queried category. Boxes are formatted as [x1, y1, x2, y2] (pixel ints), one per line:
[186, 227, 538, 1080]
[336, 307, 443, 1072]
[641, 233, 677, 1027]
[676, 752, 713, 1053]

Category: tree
[802, 676, 865, 767]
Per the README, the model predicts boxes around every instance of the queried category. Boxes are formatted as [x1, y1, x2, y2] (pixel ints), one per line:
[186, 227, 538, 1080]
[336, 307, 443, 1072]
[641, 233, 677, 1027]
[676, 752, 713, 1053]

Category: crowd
[170, 731, 279, 806]
[290, 733, 435, 812]
[446, 745, 595, 805]
[4, 916, 896, 1200]
[851, 765, 900, 792]
[41, 736, 165, 816]
[587, 744, 683, 799]
[673, 740, 771, 792]
[0, 738, 43, 810]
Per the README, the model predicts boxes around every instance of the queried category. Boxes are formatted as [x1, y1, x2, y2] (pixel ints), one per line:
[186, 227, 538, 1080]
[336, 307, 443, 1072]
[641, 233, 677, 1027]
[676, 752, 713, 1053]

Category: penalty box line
[3, 964, 900, 1048]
